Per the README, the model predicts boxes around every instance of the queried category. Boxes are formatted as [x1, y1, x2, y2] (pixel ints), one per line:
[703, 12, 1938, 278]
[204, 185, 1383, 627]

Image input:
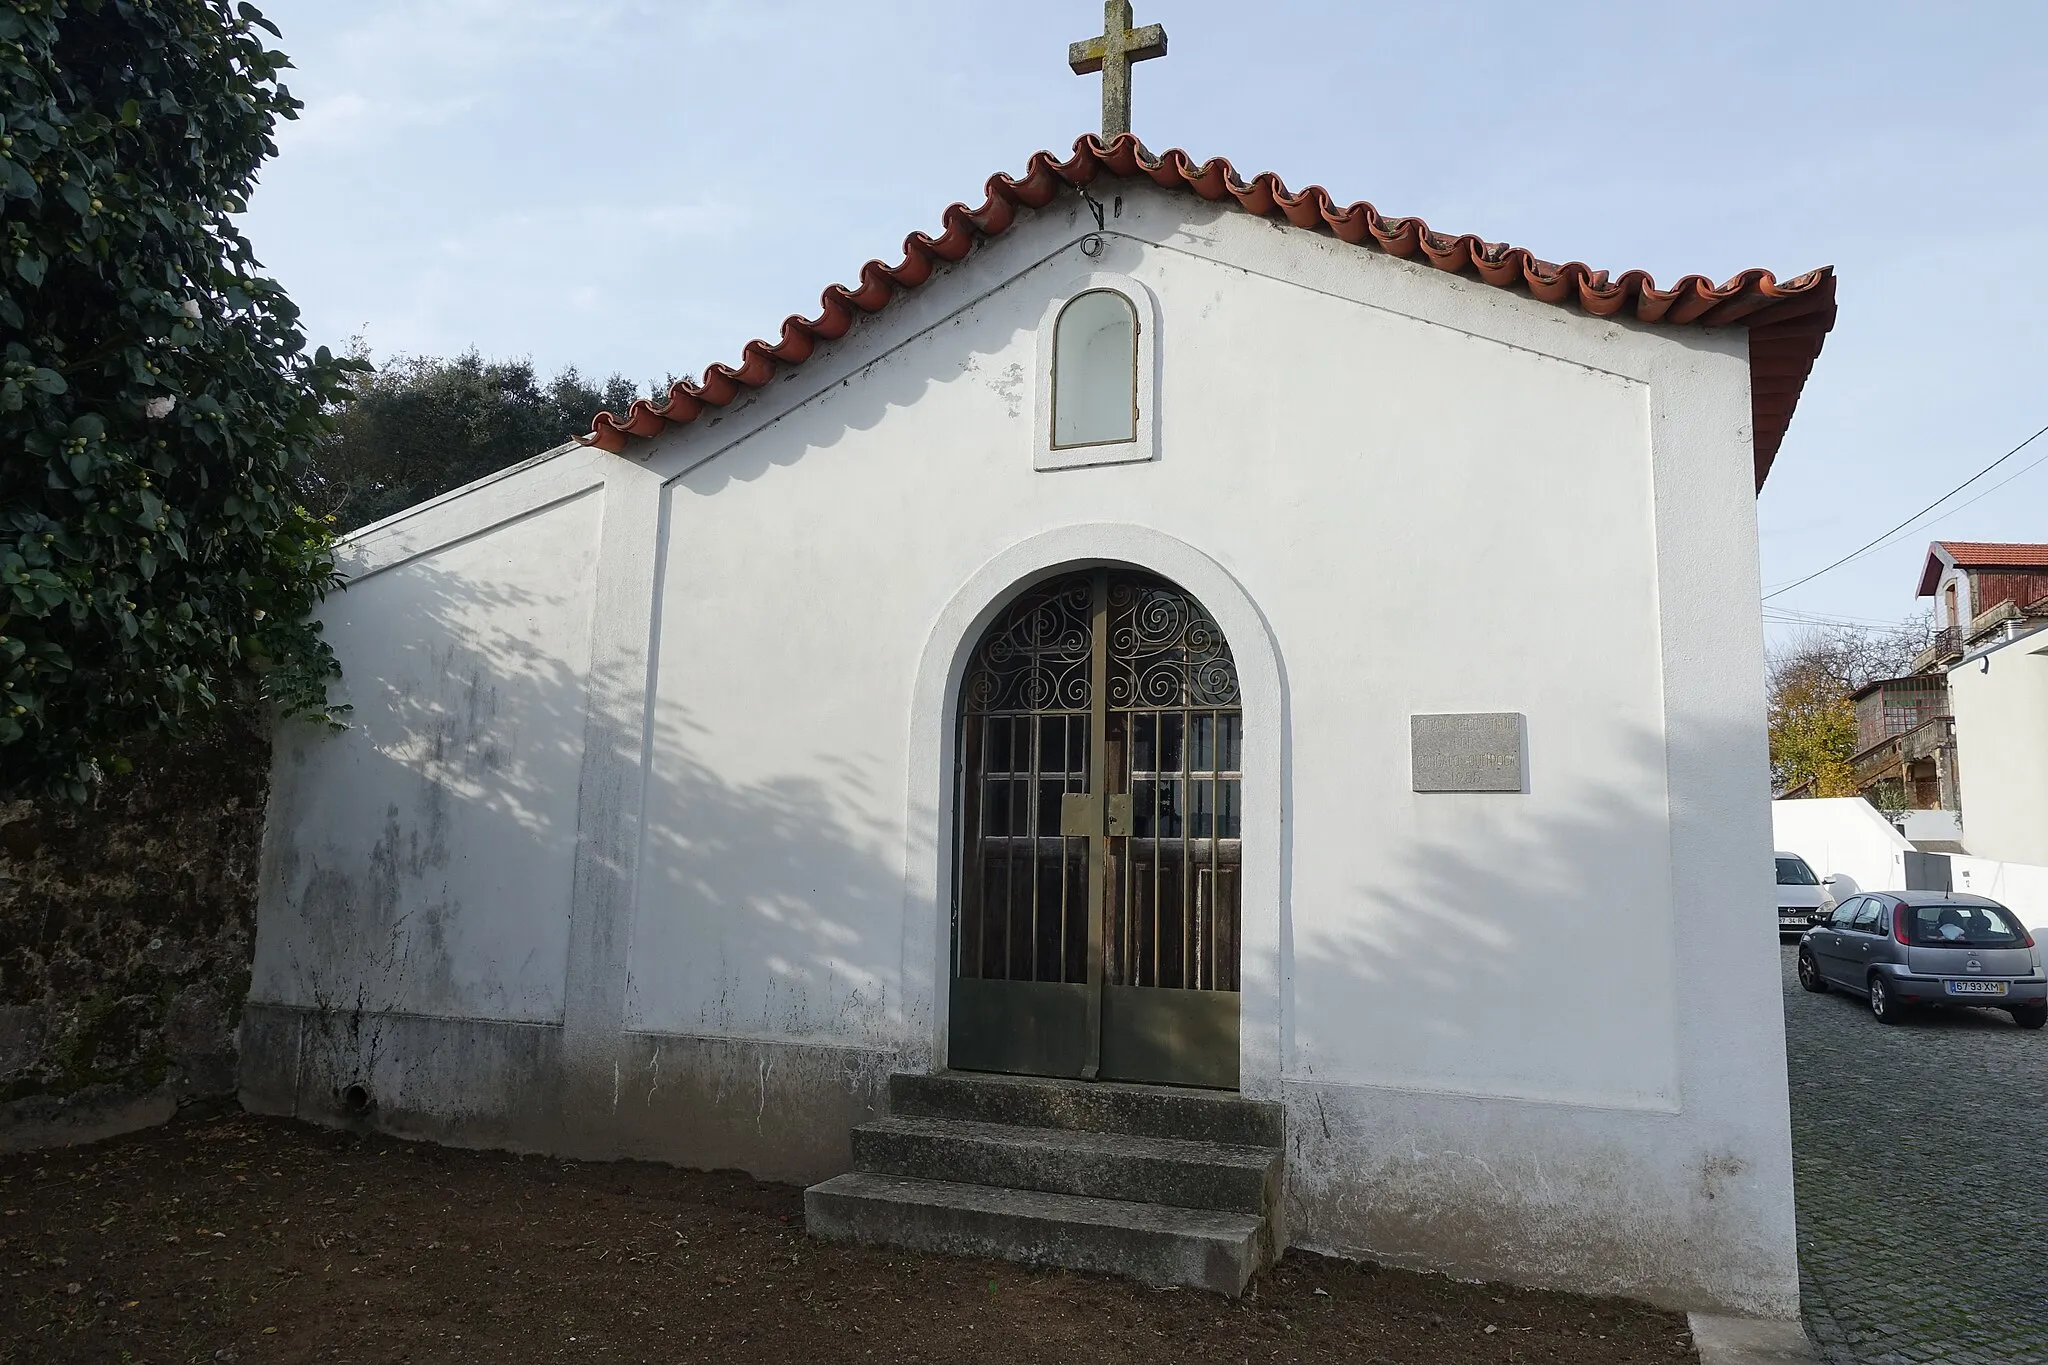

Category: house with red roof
[1916, 541, 2048, 656]
[240, 125, 1834, 1318]
[1913, 542, 2048, 864]
[1834, 542, 2048, 847]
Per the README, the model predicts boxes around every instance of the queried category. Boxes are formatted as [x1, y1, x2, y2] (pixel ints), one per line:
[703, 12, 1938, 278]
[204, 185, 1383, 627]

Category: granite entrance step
[804, 1071, 1285, 1296]
[805, 1172, 1266, 1296]
[889, 1070, 1284, 1146]
[850, 1115, 1279, 1213]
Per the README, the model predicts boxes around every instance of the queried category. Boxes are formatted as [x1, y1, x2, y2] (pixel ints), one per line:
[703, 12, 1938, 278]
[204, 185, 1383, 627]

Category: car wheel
[1868, 974, 1908, 1025]
[1797, 949, 1828, 994]
[2012, 1004, 2047, 1031]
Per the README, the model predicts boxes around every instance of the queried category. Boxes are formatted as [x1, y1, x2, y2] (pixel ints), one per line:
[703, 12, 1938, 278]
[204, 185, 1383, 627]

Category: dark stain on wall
[0, 710, 270, 1143]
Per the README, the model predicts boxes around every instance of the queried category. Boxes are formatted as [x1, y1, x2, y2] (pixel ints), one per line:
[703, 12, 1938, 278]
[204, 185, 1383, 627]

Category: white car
[1775, 851, 1827, 937]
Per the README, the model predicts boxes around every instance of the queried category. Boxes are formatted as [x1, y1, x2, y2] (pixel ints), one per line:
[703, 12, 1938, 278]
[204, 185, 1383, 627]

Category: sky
[239, 1, 2048, 640]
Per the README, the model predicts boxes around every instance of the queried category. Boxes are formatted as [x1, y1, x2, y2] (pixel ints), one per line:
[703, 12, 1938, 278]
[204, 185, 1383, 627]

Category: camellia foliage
[1, 0, 361, 801]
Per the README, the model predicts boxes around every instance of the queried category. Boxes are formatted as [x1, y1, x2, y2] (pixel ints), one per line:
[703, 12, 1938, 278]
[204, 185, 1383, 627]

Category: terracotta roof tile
[1932, 541, 2048, 567]
[588, 134, 1836, 490]
[1918, 541, 2048, 595]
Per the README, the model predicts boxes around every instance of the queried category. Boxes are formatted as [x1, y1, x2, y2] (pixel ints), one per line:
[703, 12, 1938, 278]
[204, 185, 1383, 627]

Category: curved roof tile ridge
[588, 133, 1835, 488]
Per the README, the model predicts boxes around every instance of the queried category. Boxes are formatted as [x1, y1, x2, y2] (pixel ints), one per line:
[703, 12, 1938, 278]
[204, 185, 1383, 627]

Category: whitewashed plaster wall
[625, 188, 1793, 1313]
[247, 182, 1795, 1314]
[1949, 631, 2048, 866]
[633, 217, 1684, 1097]
[253, 462, 608, 1022]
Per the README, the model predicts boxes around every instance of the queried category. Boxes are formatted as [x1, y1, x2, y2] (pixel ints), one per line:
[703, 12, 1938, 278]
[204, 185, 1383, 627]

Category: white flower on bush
[145, 395, 177, 420]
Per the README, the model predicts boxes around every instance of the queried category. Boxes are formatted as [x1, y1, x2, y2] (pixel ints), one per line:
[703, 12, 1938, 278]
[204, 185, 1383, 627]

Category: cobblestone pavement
[1783, 943, 2048, 1363]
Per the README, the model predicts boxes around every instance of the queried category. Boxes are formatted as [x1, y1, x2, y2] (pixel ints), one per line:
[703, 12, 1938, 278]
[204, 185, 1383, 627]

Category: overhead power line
[1762, 418, 2048, 601]
[1811, 441, 2048, 575]
[1762, 604, 1923, 631]
[1913, 442, 2048, 531]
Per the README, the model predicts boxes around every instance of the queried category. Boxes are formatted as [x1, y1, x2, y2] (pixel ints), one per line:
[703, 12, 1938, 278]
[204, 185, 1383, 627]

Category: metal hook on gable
[1077, 183, 1106, 232]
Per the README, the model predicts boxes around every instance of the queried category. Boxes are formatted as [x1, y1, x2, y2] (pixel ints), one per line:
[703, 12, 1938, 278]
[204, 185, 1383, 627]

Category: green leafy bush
[309, 351, 642, 532]
[0, 0, 361, 801]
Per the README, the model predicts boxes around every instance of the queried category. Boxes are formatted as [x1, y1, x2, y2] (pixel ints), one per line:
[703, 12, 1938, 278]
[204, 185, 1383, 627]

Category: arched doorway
[949, 566, 1242, 1089]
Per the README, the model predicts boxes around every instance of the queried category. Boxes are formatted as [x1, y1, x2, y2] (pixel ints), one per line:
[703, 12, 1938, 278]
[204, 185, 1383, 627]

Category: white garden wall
[1771, 797, 2048, 933]
[1770, 797, 1910, 900]
[1951, 856, 2048, 934]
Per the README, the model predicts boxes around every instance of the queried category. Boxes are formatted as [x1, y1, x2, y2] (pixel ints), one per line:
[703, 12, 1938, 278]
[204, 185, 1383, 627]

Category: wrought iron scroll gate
[950, 568, 1242, 1089]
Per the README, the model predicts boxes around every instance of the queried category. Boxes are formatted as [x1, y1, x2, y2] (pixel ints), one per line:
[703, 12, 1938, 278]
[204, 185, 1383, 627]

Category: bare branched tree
[1767, 613, 1934, 797]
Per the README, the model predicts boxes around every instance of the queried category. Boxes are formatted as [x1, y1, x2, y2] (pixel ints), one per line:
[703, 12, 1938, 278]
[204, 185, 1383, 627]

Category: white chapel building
[245, 131, 1835, 1313]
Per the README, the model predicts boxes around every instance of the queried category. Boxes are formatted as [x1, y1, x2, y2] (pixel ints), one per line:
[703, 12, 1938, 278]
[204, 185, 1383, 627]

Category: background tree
[1767, 616, 1932, 797]
[1, 0, 362, 801]
[305, 351, 645, 531]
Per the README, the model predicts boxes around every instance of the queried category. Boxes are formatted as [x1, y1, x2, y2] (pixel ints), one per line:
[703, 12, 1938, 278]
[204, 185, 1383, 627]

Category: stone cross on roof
[1068, 1, 1168, 139]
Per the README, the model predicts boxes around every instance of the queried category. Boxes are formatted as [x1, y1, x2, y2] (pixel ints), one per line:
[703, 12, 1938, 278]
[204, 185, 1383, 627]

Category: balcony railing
[1909, 627, 1963, 673]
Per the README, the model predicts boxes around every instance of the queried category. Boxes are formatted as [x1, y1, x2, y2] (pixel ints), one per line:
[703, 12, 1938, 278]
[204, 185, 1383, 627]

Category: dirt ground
[0, 1111, 1697, 1364]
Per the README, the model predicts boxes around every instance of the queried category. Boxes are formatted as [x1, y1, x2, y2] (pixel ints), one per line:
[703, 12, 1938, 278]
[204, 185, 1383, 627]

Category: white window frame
[1033, 271, 1159, 472]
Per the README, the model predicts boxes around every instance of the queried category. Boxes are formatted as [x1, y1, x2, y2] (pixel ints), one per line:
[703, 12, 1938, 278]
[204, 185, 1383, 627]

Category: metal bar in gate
[1081, 568, 1109, 1078]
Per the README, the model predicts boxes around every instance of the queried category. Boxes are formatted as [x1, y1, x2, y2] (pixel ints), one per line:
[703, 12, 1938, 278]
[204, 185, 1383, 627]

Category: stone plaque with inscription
[1411, 713, 1526, 793]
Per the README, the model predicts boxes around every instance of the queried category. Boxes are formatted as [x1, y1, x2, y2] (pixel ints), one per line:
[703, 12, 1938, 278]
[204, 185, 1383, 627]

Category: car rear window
[1900, 902, 2029, 948]
[1775, 857, 1818, 886]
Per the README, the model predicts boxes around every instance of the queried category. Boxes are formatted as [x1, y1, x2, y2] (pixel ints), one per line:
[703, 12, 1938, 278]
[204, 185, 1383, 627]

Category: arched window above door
[1051, 290, 1138, 448]
[1033, 272, 1158, 472]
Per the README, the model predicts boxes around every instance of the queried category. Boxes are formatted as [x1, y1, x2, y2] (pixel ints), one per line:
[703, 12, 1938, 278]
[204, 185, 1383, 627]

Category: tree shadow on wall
[1279, 716, 1797, 1303]
[263, 544, 924, 1084]
[626, 702, 922, 1049]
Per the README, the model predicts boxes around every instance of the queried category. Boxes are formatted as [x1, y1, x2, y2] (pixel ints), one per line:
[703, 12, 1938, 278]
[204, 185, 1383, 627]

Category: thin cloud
[285, 90, 484, 151]
[432, 200, 750, 265]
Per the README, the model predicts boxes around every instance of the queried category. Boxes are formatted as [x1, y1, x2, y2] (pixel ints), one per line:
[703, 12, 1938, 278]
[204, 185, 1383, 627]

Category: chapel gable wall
[244, 187, 1794, 1310]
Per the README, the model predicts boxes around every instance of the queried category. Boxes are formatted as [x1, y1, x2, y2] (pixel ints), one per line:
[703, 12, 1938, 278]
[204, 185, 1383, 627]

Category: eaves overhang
[586, 133, 1837, 493]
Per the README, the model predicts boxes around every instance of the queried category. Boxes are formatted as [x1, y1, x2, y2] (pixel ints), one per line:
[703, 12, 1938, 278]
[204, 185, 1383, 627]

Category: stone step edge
[804, 1172, 1265, 1294]
[852, 1115, 1280, 1214]
[890, 1071, 1285, 1145]
[855, 1114, 1282, 1167]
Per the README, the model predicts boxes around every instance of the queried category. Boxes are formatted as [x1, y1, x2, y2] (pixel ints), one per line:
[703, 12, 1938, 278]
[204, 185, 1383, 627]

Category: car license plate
[1779, 914, 1806, 926]
[1944, 980, 2008, 997]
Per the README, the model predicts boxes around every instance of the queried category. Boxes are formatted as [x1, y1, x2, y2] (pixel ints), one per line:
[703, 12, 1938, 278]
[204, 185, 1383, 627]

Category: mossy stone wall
[1, 712, 269, 1139]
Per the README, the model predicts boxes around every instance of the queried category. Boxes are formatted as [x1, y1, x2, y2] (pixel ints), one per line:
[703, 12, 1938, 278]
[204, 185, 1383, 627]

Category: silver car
[1797, 892, 2047, 1028]
[1775, 851, 1826, 937]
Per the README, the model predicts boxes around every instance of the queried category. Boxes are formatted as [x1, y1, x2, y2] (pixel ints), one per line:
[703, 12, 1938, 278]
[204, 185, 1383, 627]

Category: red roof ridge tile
[1931, 541, 2048, 560]
[587, 133, 1836, 489]
[1918, 542, 2048, 595]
